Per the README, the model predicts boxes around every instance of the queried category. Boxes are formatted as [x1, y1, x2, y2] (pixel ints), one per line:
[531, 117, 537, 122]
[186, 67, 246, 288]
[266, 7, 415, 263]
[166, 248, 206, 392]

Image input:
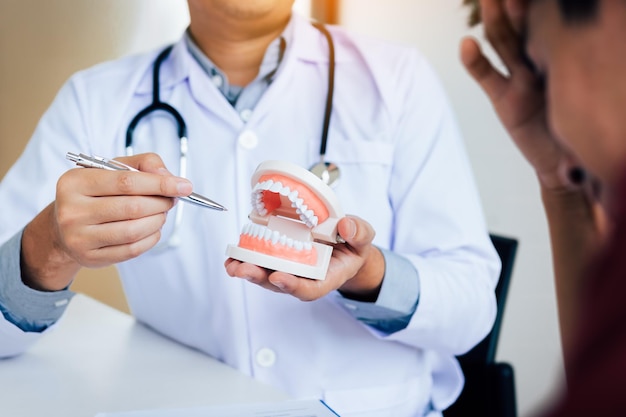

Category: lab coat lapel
[136, 39, 244, 128]
[250, 14, 327, 123]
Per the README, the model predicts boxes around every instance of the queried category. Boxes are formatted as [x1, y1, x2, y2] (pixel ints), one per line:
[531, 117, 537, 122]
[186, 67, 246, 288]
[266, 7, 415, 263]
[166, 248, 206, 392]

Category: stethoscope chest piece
[309, 161, 340, 188]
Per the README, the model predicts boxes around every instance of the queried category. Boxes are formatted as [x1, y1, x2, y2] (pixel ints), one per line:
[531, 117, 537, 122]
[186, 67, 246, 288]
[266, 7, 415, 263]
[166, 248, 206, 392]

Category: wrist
[339, 247, 385, 302]
[21, 203, 79, 292]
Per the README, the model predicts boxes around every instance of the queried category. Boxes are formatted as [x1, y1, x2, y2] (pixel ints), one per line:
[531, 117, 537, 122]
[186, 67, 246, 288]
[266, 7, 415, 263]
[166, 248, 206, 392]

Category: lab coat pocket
[323, 376, 432, 417]
[308, 138, 394, 218]
[309, 137, 394, 166]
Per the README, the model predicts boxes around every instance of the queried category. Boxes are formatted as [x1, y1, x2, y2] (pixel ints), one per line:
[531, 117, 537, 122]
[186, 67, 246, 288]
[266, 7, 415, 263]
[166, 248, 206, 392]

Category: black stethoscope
[125, 22, 339, 188]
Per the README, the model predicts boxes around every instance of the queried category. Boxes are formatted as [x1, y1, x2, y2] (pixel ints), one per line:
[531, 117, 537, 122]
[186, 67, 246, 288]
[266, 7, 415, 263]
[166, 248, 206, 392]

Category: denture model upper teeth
[251, 181, 319, 228]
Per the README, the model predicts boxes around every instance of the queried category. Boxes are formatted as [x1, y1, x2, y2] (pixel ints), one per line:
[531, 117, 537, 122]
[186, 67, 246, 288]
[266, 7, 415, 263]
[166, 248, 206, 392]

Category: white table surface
[0, 294, 289, 417]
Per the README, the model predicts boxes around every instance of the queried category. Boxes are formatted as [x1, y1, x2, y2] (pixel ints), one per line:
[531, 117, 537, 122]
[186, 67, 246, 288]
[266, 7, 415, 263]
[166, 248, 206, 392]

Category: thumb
[337, 216, 375, 250]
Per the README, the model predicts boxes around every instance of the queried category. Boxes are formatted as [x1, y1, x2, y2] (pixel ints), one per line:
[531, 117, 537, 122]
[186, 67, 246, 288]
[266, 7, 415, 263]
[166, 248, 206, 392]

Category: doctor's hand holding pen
[19, 153, 193, 293]
[224, 215, 385, 302]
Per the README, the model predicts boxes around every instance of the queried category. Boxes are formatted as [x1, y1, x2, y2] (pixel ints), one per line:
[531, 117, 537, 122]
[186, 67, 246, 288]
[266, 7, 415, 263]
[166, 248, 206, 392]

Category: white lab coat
[0, 14, 500, 417]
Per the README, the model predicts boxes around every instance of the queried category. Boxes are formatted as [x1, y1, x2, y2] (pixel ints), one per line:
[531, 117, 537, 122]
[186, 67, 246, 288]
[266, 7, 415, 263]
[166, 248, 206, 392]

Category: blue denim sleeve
[338, 247, 420, 334]
[0, 229, 74, 332]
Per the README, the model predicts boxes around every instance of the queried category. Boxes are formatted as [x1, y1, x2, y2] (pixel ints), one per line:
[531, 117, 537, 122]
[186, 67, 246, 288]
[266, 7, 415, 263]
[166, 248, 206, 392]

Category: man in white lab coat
[0, 1, 500, 416]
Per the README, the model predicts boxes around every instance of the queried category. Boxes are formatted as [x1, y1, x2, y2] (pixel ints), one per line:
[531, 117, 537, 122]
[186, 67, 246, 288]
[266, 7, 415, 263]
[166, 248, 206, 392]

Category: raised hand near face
[460, 0, 581, 191]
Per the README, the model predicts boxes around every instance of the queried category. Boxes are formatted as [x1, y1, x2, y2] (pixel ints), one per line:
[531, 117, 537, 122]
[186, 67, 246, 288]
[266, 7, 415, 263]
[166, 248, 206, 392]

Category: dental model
[226, 160, 344, 280]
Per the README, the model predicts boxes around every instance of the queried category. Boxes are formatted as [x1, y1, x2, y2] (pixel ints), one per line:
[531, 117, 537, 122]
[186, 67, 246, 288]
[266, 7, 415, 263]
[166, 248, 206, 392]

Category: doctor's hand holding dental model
[0, 1, 500, 416]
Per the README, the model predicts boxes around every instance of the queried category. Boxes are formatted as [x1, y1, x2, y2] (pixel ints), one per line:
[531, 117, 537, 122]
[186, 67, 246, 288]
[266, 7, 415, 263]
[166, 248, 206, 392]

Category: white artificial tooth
[310, 216, 318, 226]
[253, 224, 263, 238]
[295, 198, 304, 207]
[253, 182, 263, 191]
[299, 204, 308, 214]
[286, 238, 294, 248]
[263, 228, 273, 240]
[261, 180, 273, 190]
[304, 209, 314, 220]
[304, 242, 312, 251]
[305, 220, 313, 228]
[269, 181, 283, 193]
[258, 208, 268, 216]
[279, 186, 290, 196]
[294, 241, 304, 251]
[279, 235, 287, 245]
[271, 230, 280, 244]
[288, 190, 299, 202]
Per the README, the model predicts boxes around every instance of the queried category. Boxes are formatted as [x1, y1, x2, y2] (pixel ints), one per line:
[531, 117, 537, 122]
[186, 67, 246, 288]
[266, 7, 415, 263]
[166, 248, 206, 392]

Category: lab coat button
[255, 347, 277, 367]
[211, 75, 223, 88]
[240, 109, 253, 122]
[238, 130, 258, 149]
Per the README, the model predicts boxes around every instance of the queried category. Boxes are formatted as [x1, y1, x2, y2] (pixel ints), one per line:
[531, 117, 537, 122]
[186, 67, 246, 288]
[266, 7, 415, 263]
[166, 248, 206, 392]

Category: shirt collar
[183, 16, 294, 91]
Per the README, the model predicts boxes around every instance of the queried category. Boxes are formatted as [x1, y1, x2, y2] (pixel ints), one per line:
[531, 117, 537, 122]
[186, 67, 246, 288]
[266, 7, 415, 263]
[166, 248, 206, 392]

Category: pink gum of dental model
[226, 160, 344, 280]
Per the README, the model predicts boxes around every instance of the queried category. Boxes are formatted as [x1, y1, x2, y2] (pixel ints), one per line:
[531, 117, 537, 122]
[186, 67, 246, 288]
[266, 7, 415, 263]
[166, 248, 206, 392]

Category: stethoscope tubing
[124, 23, 335, 167]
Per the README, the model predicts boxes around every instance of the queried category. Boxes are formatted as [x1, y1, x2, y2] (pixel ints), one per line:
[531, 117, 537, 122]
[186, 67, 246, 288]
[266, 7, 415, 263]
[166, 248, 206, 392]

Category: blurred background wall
[0, 0, 562, 415]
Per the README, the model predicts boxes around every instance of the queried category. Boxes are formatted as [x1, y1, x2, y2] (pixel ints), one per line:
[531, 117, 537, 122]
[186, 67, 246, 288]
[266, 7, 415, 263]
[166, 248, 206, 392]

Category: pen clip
[98, 157, 137, 172]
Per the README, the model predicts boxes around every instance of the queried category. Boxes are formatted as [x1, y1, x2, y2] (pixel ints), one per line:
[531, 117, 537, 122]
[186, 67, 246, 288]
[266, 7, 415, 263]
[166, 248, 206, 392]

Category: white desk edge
[0, 293, 289, 417]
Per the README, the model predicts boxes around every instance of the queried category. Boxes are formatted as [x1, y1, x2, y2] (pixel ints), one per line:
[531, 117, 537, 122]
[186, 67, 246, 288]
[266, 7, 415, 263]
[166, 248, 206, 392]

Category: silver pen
[66, 152, 227, 211]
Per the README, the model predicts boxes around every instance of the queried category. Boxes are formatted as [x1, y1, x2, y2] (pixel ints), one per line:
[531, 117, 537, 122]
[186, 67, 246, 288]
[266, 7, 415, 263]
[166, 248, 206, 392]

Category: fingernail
[345, 218, 357, 239]
[176, 179, 193, 194]
[272, 280, 285, 289]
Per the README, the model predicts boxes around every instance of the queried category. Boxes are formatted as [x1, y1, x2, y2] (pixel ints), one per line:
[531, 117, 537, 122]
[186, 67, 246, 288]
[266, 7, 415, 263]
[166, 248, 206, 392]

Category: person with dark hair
[461, 0, 626, 414]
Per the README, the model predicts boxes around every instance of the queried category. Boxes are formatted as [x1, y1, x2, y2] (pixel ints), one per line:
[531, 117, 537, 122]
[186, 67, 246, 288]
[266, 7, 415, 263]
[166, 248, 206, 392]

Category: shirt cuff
[0, 229, 74, 332]
[338, 247, 420, 334]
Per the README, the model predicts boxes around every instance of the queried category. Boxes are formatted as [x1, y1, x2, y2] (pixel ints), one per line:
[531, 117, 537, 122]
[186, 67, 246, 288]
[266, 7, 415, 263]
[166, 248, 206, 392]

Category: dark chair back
[444, 233, 519, 417]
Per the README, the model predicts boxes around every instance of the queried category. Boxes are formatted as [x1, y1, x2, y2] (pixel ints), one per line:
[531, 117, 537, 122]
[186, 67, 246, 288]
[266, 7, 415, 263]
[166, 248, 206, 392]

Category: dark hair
[463, 0, 600, 27]
[558, 0, 599, 23]
[463, 0, 481, 27]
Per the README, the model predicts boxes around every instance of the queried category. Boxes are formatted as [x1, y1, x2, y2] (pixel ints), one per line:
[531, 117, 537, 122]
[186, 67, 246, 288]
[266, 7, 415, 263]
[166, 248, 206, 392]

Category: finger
[84, 212, 168, 248]
[78, 230, 163, 267]
[505, 0, 528, 33]
[61, 167, 192, 199]
[481, 0, 526, 72]
[337, 216, 375, 253]
[268, 271, 327, 301]
[86, 195, 176, 224]
[460, 37, 509, 102]
[225, 261, 286, 294]
[224, 260, 269, 282]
